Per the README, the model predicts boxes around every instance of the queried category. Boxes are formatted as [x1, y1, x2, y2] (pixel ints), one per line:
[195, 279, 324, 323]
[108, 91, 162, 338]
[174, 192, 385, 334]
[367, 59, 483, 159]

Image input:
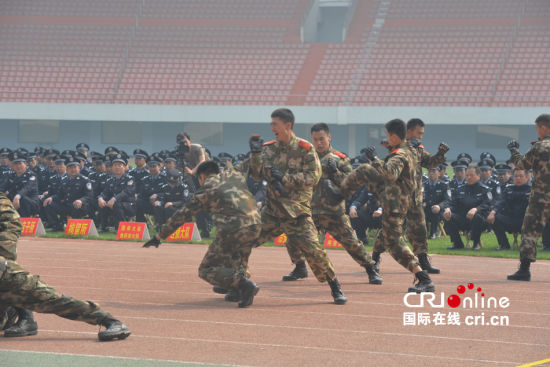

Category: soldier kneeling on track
[143, 161, 262, 308]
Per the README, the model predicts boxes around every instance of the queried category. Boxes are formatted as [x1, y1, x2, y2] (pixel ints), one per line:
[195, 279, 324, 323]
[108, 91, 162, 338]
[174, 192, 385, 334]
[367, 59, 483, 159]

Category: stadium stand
[0, 0, 548, 106]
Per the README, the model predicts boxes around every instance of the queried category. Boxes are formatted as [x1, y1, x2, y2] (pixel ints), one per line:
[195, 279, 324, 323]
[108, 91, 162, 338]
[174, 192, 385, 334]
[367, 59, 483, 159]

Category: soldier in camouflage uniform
[0, 191, 130, 340]
[507, 114, 550, 281]
[372, 119, 448, 274]
[247, 108, 347, 304]
[144, 161, 262, 308]
[326, 119, 435, 293]
[280, 123, 382, 284]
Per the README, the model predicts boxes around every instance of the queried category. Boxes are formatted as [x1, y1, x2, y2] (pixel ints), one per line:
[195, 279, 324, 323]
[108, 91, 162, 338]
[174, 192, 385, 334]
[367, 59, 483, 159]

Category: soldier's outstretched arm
[156, 185, 212, 240]
[509, 141, 535, 171]
[420, 143, 448, 169]
[371, 154, 404, 183]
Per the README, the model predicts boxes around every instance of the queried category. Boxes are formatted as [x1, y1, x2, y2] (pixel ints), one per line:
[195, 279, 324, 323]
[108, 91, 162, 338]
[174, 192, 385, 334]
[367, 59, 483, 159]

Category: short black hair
[271, 108, 295, 129]
[407, 118, 425, 131]
[467, 165, 481, 175]
[535, 114, 550, 129]
[385, 119, 407, 140]
[196, 160, 220, 177]
[311, 123, 329, 134]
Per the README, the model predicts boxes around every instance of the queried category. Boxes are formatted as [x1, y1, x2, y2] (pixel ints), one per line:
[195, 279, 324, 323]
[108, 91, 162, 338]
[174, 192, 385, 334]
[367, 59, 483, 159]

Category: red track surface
[2, 237, 550, 366]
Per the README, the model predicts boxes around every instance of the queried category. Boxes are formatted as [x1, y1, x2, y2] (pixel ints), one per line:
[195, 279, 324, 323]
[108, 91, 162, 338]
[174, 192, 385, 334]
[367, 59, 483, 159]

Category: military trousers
[519, 194, 550, 262]
[257, 211, 336, 282]
[372, 186, 420, 272]
[286, 213, 373, 268]
[0, 258, 111, 326]
[198, 224, 261, 289]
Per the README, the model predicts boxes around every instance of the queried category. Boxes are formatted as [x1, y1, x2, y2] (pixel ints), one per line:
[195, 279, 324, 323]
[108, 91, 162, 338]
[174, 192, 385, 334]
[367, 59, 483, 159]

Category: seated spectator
[3, 151, 40, 217]
[153, 169, 192, 230]
[423, 167, 449, 239]
[348, 186, 382, 246]
[442, 166, 492, 250]
[135, 154, 166, 224]
[43, 156, 94, 231]
[97, 154, 135, 232]
[487, 168, 530, 250]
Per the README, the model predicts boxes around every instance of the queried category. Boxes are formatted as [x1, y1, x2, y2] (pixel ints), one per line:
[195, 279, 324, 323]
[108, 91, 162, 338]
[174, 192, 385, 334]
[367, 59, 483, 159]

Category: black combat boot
[407, 271, 435, 293]
[282, 262, 308, 281]
[371, 251, 382, 273]
[327, 277, 347, 305]
[212, 286, 228, 294]
[224, 288, 240, 302]
[237, 277, 260, 308]
[98, 318, 131, 341]
[4, 309, 38, 337]
[507, 259, 531, 281]
[364, 264, 383, 285]
[418, 253, 440, 274]
[1, 307, 19, 331]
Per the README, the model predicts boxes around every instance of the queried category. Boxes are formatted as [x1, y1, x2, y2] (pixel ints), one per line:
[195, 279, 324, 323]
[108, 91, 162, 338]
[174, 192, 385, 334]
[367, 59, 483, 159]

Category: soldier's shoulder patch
[263, 140, 276, 146]
[418, 144, 425, 149]
[391, 148, 400, 154]
[297, 139, 313, 151]
[333, 150, 347, 159]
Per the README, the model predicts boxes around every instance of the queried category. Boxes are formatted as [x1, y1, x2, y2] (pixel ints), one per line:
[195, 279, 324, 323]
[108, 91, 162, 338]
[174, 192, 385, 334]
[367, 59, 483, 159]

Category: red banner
[65, 219, 98, 237]
[166, 222, 201, 242]
[323, 232, 343, 248]
[20, 218, 45, 236]
[274, 233, 287, 246]
[116, 222, 150, 240]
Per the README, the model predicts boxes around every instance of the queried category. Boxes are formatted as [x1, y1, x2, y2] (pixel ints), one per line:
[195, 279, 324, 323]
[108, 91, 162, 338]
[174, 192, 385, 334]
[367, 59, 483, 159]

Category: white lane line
[35, 329, 520, 365]
[0, 349, 242, 367]
[119, 315, 550, 348]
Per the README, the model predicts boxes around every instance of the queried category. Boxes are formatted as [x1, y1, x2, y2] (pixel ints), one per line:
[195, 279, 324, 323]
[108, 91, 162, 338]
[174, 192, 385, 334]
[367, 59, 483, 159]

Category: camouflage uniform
[0, 192, 112, 328]
[249, 134, 337, 282]
[285, 147, 374, 268]
[340, 143, 420, 272]
[373, 142, 446, 255]
[510, 136, 550, 262]
[158, 170, 261, 289]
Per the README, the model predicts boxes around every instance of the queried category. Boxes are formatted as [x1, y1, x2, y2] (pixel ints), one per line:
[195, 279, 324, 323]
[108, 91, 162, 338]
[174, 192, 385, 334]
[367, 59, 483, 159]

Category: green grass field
[39, 227, 550, 260]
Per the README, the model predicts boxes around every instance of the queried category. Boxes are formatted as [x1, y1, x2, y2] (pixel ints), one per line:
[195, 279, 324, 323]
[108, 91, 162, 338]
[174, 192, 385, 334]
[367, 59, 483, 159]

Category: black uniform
[98, 173, 136, 230]
[0, 165, 13, 191]
[442, 181, 492, 249]
[422, 179, 449, 237]
[492, 183, 530, 249]
[135, 173, 167, 223]
[448, 177, 466, 192]
[44, 174, 94, 230]
[348, 186, 381, 245]
[3, 170, 40, 217]
[481, 177, 500, 203]
[128, 167, 150, 197]
[153, 179, 192, 228]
